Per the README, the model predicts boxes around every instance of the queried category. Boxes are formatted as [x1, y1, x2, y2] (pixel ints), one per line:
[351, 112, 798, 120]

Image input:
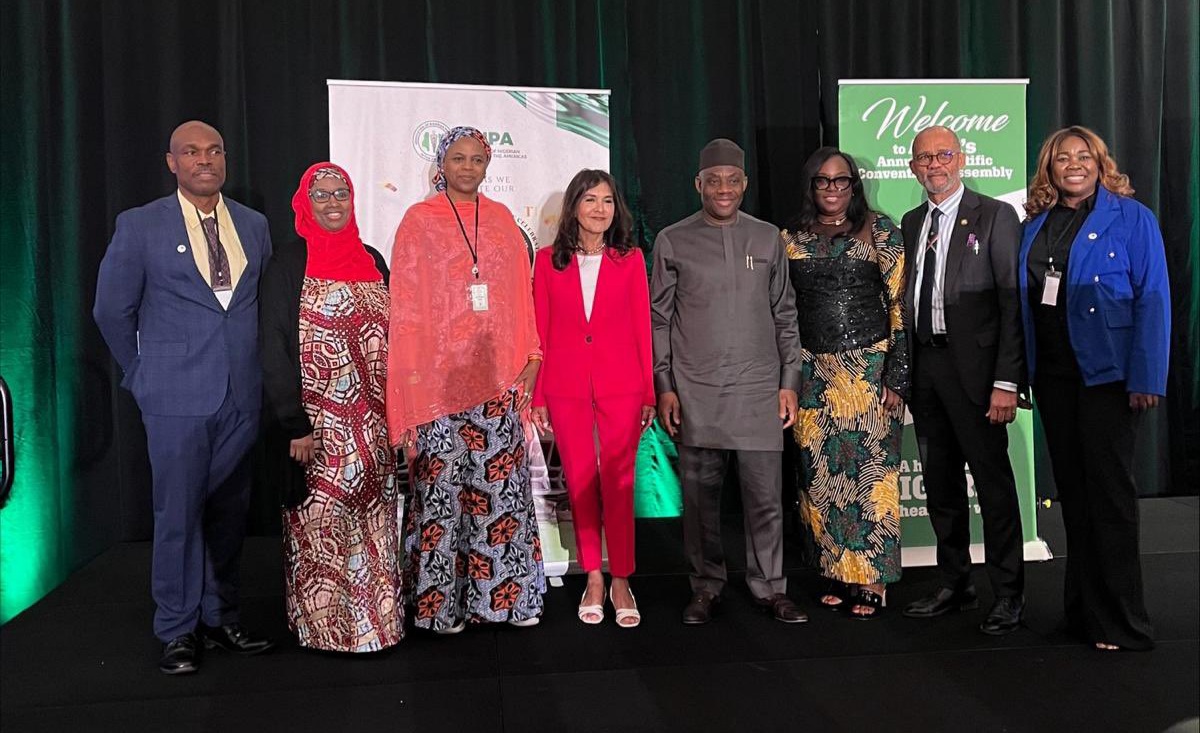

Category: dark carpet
[2, 498, 1197, 732]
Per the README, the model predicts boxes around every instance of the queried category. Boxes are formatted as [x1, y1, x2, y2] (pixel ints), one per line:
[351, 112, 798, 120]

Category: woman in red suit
[531, 169, 655, 628]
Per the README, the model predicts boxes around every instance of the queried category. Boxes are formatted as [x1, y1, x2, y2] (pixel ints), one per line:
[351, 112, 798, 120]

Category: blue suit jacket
[94, 193, 273, 416]
[1019, 186, 1170, 396]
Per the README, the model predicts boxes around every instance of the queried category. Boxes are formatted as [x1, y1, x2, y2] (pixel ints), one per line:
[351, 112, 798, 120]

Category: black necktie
[917, 207, 942, 344]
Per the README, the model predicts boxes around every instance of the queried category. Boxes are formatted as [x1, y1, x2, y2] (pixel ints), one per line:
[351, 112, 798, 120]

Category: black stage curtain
[2, 0, 1195, 557]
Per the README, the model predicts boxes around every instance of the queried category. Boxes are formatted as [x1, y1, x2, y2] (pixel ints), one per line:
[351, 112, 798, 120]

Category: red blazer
[532, 246, 655, 407]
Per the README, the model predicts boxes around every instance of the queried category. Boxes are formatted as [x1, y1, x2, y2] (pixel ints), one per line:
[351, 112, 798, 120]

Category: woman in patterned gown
[781, 147, 909, 619]
[387, 127, 545, 633]
[259, 162, 402, 652]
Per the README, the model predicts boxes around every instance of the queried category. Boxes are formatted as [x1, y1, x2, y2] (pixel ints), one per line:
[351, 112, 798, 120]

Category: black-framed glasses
[812, 175, 854, 191]
[310, 188, 351, 203]
[913, 150, 957, 167]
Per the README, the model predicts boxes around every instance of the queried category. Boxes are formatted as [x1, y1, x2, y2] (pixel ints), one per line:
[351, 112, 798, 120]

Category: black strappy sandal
[847, 587, 886, 620]
[817, 578, 853, 610]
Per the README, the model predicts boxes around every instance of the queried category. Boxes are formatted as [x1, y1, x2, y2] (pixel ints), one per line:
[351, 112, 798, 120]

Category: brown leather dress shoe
[755, 593, 809, 624]
[681, 591, 720, 625]
[202, 623, 275, 655]
[159, 632, 201, 675]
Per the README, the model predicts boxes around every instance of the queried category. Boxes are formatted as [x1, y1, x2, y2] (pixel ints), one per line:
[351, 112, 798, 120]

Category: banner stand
[838, 78, 1051, 567]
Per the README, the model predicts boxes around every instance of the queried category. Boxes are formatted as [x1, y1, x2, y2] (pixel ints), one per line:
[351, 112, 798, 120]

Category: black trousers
[1034, 375, 1154, 649]
[911, 344, 1024, 598]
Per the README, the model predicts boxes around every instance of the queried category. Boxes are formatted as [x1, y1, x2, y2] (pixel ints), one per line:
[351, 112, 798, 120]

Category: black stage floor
[3, 498, 1198, 733]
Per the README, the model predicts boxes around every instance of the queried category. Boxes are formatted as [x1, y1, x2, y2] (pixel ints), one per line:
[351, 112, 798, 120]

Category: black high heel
[847, 587, 886, 620]
[817, 578, 852, 610]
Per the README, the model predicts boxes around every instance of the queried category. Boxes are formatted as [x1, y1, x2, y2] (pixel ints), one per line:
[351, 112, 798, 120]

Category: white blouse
[577, 252, 603, 321]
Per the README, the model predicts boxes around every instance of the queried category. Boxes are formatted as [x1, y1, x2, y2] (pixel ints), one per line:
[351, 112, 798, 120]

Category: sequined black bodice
[789, 256, 888, 354]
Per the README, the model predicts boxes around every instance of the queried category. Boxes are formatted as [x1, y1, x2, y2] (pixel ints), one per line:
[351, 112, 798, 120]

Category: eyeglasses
[811, 175, 854, 191]
[310, 188, 351, 203]
[912, 150, 957, 167]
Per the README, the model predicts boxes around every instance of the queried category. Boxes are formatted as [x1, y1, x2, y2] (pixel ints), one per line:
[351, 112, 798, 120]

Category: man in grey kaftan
[650, 138, 806, 625]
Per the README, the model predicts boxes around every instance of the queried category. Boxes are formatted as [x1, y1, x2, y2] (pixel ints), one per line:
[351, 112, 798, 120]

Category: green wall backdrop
[1, 0, 1196, 624]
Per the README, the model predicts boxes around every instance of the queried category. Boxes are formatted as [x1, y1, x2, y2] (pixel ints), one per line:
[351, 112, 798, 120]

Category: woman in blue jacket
[1020, 125, 1170, 651]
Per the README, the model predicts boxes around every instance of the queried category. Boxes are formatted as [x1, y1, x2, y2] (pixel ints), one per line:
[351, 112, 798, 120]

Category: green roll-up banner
[837, 79, 1050, 566]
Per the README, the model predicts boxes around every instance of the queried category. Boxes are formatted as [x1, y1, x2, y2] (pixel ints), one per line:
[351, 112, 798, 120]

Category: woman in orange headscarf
[260, 162, 401, 652]
[387, 127, 545, 633]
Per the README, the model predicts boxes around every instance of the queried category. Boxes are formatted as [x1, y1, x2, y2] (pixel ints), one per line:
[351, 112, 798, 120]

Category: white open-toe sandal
[578, 589, 605, 625]
[610, 587, 641, 628]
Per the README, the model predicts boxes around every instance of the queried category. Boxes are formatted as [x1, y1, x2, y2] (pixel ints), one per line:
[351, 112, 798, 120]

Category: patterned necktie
[916, 207, 942, 344]
[200, 216, 232, 292]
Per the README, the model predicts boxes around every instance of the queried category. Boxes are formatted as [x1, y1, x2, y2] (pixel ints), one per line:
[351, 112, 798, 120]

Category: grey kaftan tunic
[650, 210, 801, 451]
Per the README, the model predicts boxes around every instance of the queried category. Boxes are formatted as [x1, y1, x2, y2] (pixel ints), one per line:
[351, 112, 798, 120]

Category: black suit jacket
[902, 186, 1025, 406]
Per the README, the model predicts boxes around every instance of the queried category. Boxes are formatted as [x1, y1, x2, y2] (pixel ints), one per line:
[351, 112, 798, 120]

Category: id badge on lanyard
[469, 282, 489, 311]
[1042, 207, 1081, 308]
[1041, 271, 1062, 306]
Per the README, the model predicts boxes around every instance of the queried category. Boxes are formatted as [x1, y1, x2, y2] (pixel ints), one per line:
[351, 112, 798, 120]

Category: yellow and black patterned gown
[782, 215, 908, 585]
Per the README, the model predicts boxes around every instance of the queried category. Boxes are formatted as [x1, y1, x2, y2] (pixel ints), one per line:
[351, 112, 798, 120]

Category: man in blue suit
[94, 120, 274, 674]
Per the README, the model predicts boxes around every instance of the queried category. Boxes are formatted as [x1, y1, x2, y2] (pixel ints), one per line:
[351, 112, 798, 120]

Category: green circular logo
[412, 121, 449, 162]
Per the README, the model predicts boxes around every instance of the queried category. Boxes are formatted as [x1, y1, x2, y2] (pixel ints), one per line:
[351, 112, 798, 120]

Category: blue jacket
[93, 193, 273, 416]
[1018, 185, 1170, 396]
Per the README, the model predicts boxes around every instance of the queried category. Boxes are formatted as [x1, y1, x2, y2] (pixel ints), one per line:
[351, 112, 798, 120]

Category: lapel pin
[1087, 232, 1097, 240]
[177, 244, 187, 253]
[959, 218, 968, 226]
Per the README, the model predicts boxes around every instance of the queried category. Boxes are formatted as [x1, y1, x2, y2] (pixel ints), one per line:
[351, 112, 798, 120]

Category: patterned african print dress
[783, 215, 909, 585]
[405, 389, 546, 630]
[283, 278, 402, 652]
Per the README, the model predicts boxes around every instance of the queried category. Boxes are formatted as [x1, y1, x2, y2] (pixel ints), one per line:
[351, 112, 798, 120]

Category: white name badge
[469, 283, 489, 311]
[1041, 271, 1062, 306]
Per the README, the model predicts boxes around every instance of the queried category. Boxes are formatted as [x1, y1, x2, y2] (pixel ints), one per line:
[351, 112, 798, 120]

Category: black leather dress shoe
[980, 595, 1024, 635]
[681, 591, 720, 625]
[755, 593, 809, 624]
[202, 623, 275, 655]
[159, 633, 200, 675]
[902, 586, 979, 618]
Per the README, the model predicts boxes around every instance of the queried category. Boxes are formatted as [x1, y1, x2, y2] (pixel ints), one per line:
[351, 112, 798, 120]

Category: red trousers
[545, 394, 643, 577]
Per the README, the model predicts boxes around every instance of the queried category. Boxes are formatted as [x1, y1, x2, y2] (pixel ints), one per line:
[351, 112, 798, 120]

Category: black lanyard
[446, 192, 480, 279]
[1045, 206, 1083, 274]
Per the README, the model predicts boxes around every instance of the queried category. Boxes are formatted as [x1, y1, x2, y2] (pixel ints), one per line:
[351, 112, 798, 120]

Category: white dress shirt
[913, 183, 1015, 393]
[912, 182, 964, 336]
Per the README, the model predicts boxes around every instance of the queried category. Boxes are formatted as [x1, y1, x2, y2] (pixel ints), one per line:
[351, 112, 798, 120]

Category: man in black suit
[900, 125, 1025, 635]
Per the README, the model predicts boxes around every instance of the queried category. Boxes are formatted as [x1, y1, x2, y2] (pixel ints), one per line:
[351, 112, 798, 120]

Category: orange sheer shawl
[386, 193, 540, 443]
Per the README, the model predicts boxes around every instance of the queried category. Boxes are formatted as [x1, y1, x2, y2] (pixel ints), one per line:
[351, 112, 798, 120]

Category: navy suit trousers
[142, 385, 258, 641]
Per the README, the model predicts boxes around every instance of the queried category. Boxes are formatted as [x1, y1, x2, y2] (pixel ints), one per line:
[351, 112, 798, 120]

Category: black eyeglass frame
[912, 150, 958, 167]
[811, 175, 855, 191]
[310, 188, 351, 203]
